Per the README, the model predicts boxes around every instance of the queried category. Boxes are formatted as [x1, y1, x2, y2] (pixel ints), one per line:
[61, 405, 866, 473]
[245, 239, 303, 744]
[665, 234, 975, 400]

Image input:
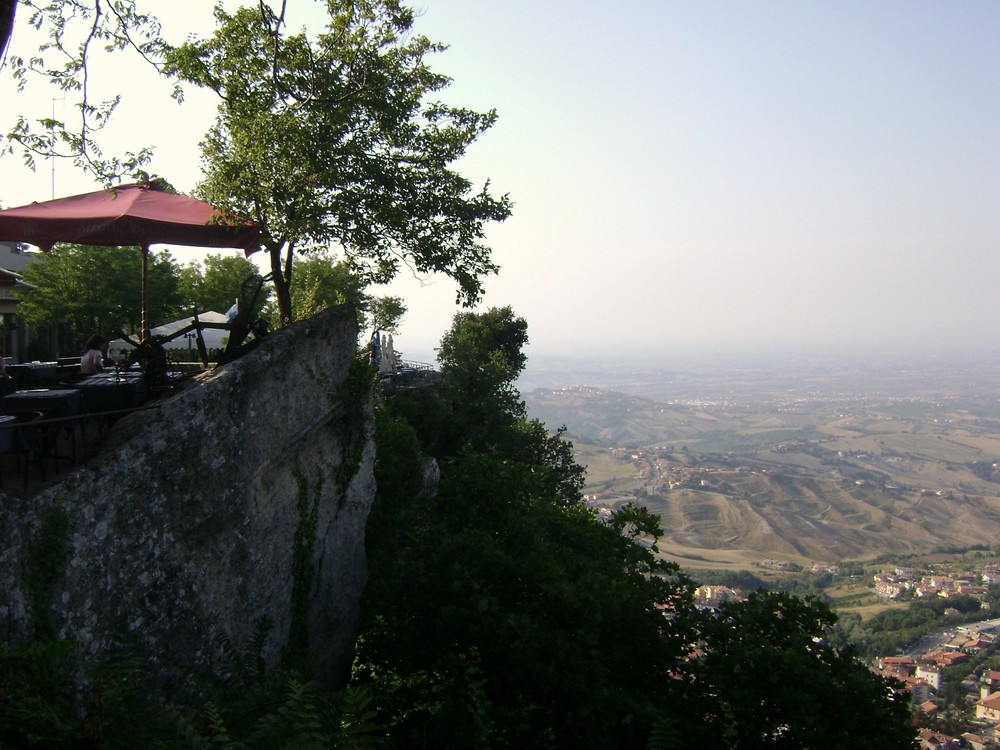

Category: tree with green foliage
[164, 1, 511, 325]
[690, 591, 916, 749]
[287, 255, 368, 325]
[359, 307, 691, 748]
[361, 422, 697, 749]
[3, 0, 169, 181]
[385, 307, 523, 458]
[367, 294, 407, 336]
[425, 305, 530, 451]
[18, 243, 181, 341]
[438, 305, 529, 382]
[282, 253, 406, 335]
[177, 252, 263, 317]
[6, 2, 508, 330]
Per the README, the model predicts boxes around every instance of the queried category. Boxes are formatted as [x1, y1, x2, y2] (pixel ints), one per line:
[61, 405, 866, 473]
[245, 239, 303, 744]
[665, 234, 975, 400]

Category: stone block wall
[0, 304, 374, 688]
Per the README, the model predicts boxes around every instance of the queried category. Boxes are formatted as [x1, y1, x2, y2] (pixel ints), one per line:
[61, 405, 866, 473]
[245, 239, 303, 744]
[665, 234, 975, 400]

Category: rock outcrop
[0, 304, 374, 688]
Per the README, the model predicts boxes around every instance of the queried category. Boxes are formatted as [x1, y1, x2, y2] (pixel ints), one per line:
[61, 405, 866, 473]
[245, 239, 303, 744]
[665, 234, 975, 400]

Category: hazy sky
[3, 1, 999, 362]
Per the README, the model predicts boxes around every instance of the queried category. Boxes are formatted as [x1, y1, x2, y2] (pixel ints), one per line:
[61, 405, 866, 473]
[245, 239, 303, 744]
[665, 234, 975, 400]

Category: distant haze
[3, 1, 998, 359]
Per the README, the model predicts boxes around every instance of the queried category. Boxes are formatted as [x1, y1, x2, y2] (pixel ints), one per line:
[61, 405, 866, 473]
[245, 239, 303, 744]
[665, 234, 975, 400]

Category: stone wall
[0, 304, 375, 688]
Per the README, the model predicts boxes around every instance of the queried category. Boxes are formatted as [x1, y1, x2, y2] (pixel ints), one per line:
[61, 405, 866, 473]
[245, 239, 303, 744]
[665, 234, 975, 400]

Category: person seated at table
[80, 334, 109, 375]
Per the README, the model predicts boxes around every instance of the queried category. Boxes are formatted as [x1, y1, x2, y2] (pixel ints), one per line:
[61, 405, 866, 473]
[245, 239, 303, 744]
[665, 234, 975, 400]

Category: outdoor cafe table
[5, 362, 60, 389]
[1, 388, 83, 467]
[2, 388, 82, 420]
[74, 371, 144, 414]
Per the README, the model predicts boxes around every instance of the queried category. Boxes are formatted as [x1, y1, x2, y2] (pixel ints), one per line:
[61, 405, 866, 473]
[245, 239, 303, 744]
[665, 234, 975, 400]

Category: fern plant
[0, 616, 388, 748]
[0, 639, 79, 747]
[335, 686, 388, 750]
[646, 716, 684, 750]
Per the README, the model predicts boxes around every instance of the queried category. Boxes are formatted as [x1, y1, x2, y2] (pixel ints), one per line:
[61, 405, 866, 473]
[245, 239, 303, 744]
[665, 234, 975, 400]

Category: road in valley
[904, 617, 1000, 659]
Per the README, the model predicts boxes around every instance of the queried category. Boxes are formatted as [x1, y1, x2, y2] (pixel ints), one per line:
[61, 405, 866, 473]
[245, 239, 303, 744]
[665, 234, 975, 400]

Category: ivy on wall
[22, 505, 71, 641]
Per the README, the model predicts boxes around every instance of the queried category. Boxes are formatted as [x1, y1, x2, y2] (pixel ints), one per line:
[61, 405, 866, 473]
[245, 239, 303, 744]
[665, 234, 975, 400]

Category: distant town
[690, 557, 1000, 749]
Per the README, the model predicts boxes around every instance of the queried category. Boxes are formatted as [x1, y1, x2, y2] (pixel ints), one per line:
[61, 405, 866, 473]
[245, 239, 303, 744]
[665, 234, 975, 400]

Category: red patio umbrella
[0, 180, 261, 340]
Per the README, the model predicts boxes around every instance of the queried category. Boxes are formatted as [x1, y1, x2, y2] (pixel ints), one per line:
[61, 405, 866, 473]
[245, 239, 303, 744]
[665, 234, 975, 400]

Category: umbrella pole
[141, 244, 150, 343]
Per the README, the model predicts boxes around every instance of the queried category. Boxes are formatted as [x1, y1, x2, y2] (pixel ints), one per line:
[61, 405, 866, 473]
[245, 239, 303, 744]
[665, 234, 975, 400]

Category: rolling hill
[525, 379, 1000, 567]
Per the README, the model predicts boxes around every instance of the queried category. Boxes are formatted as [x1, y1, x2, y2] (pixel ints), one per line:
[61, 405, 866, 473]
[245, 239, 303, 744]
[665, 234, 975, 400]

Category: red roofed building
[934, 651, 969, 668]
[976, 692, 1000, 723]
[960, 733, 991, 750]
[983, 670, 1000, 691]
[878, 655, 915, 678]
[965, 638, 990, 653]
[919, 700, 939, 719]
[917, 727, 960, 748]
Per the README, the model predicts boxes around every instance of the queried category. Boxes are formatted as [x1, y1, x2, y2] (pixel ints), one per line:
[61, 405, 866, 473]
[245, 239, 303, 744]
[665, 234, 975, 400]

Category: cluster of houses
[873, 564, 1000, 601]
[870, 564, 1000, 746]
[873, 630, 1000, 748]
[694, 574, 1000, 747]
[607, 446, 724, 493]
[918, 727, 992, 750]
[665, 464, 701, 490]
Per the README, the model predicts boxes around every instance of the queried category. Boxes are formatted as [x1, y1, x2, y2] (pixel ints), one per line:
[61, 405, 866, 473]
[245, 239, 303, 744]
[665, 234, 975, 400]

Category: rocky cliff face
[0, 305, 374, 688]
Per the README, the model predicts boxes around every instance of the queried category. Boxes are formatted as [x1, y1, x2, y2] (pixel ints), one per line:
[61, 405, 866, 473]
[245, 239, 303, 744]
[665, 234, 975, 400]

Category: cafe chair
[3, 410, 48, 492]
[0, 412, 21, 491]
[48, 415, 78, 472]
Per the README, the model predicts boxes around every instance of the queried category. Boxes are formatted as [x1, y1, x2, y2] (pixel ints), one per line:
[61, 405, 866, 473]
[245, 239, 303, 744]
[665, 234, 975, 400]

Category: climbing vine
[334, 355, 375, 505]
[283, 353, 373, 668]
[285, 467, 322, 670]
[21, 505, 71, 641]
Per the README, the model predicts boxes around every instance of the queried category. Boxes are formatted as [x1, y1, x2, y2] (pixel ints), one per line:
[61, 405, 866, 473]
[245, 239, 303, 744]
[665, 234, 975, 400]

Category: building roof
[0, 267, 35, 289]
[978, 691, 1000, 711]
